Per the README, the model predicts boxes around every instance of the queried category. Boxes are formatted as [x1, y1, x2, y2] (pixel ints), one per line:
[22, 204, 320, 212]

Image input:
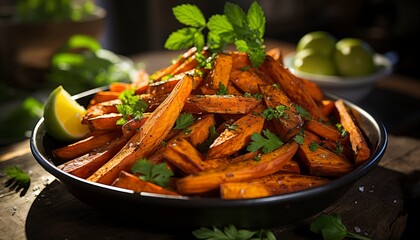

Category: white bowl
[283, 53, 393, 103]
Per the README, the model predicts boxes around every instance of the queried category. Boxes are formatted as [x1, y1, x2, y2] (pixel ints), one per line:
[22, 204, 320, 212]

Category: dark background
[97, 0, 420, 79]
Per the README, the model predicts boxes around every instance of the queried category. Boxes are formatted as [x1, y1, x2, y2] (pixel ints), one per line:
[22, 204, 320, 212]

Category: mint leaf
[207, 14, 234, 35]
[172, 4, 206, 27]
[164, 27, 197, 50]
[247, 1, 266, 38]
[224, 2, 248, 29]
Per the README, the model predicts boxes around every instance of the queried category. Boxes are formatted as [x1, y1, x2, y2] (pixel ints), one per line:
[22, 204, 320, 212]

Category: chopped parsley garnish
[174, 113, 196, 130]
[192, 224, 276, 240]
[309, 142, 320, 152]
[216, 82, 229, 95]
[116, 89, 148, 125]
[262, 105, 289, 120]
[131, 159, 173, 187]
[335, 123, 348, 138]
[293, 131, 305, 145]
[293, 104, 312, 120]
[244, 92, 262, 99]
[334, 141, 344, 155]
[247, 129, 283, 153]
[224, 123, 238, 131]
[164, 2, 266, 68]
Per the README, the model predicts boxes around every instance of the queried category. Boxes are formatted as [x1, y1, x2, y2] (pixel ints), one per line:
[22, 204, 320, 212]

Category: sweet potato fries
[51, 48, 372, 199]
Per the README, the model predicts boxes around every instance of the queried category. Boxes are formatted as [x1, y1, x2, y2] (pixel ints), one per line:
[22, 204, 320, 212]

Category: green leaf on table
[192, 224, 276, 240]
[310, 214, 372, 240]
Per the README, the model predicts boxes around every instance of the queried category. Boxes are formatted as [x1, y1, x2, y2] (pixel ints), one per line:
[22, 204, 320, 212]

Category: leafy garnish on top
[164, 1, 266, 68]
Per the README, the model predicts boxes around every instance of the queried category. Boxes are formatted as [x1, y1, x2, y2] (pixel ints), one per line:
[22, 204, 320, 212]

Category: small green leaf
[164, 27, 197, 50]
[247, 129, 283, 154]
[173, 4, 206, 27]
[247, 1, 266, 38]
[310, 214, 372, 240]
[224, 2, 248, 29]
[235, 40, 249, 52]
[309, 142, 320, 152]
[294, 104, 312, 120]
[207, 14, 234, 35]
[131, 159, 173, 187]
[174, 113, 195, 130]
[216, 82, 229, 95]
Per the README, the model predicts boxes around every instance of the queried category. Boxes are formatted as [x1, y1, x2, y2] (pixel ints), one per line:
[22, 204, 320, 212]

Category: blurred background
[96, 0, 420, 79]
[0, 0, 419, 143]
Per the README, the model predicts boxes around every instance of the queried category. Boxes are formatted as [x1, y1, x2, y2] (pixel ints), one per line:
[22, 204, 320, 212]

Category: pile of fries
[51, 47, 371, 199]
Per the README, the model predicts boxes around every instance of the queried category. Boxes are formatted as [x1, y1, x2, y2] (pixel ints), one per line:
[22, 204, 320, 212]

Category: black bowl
[30, 88, 388, 229]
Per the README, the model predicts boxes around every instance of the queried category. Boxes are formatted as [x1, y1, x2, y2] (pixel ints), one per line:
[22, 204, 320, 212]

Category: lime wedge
[43, 86, 90, 141]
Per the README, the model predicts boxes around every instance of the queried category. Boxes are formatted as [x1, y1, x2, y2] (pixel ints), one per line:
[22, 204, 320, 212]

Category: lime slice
[43, 86, 90, 142]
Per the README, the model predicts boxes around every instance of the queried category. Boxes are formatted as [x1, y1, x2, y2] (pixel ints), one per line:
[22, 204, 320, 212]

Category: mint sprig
[164, 1, 266, 67]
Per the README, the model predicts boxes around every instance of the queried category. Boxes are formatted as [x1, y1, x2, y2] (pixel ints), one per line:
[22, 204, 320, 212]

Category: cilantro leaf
[192, 224, 276, 240]
[310, 214, 372, 240]
[247, 129, 283, 153]
[174, 113, 195, 130]
[131, 159, 173, 187]
[172, 4, 206, 27]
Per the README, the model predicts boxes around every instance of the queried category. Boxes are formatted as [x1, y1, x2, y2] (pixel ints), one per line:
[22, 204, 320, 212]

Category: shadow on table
[25, 180, 193, 240]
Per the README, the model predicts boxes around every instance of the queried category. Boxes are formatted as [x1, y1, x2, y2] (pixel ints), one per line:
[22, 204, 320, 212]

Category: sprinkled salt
[354, 226, 361, 233]
[358, 186, 365, 192]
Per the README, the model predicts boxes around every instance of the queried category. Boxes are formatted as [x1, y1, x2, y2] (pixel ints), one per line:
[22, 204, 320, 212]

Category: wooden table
[1, 41, 420, 240]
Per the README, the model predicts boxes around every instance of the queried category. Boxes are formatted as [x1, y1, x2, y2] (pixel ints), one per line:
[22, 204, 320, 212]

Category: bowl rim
[283, 52, 393, 87]
[30, 88, 388, 208]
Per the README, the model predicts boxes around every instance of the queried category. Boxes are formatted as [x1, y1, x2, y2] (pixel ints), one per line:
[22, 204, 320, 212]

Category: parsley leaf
[262, 105, 289, 120]
[310, 214, 372, 240]
[247, 129, 283, 153]
[192, 224, 276, 240]
[131, 159, 173, 187]
[116, 89, 148, 125]
[294, 104, 312, 120]
[3, 166, 31, 197]
[216, 82, 229, 95]
[174, 113, 195, 130]
[335, 123, 348, 138]
[309, 142, 320, 152]
[293, 133, 305, 145]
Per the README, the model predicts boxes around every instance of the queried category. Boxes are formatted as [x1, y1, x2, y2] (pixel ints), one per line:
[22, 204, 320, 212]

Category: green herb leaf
[224, 123, 238, 131]
[247, 2, 266, 38]
[216, 82, 229, 95]
[207, 14, 234, 36]
[294, 104, 312, 120]
[116, 89, 148, 125]
[335, 123, 348, 138]
[164, 27, 197, 50]
[174, 113, 195, 130]
[3, 166, 31, 197]
[192, 224, 276, 240]
[172, 4, 206, 27]
[293, 134, 305, 145]
[247, 129, 283, 154]
[262, 105, 289, 120]
[309, 142, 320, 152]
[131, 159, 174, 187]
[310, 214, 372, 240]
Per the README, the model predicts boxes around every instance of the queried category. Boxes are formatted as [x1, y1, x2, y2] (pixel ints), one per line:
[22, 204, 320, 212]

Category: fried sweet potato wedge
[112, 170, 180, 196]
[89, 91, 120, 105]
[149, 47, 197, 82]
[297, 130, 354, 177]
[52, 131, 123, 161]
[230, 68, 266, 94]
[259, 55, 322, 119]
[163, 138, 207, 175]
[206, 53, 233, 90]
[304, 119, 342, 141]
[58, 136, 128, 179]
[300, 78, 324, 103]
[176, 141, 298, 195]
[87, 74, 193, 184]
[188, 95, 261, 114]
[207, 105, 265, 158]
[334, 99, 371, 165]
[87, 113, 122, 132]
[259, 84, 304, 141]
[220, 172, 329, 199]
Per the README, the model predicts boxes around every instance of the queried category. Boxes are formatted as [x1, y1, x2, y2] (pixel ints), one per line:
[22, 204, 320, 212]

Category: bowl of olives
[284, 31, 393, 103]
